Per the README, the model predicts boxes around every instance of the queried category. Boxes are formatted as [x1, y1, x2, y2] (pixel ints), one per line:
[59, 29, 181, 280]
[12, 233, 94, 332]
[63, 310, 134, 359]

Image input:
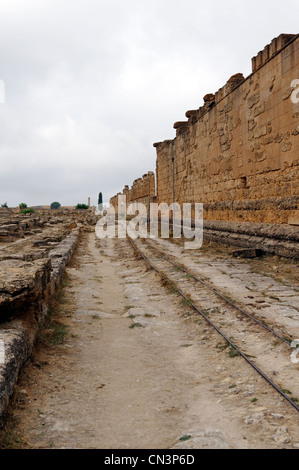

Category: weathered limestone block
[288, 212, 299, 226]
[0, 258, 51, 320]
[0, 328, 31, 421]
[247, 92, 260, 109]
[254, 103, 265, 117]
[203, 219, 299, 241]
[0, 224, 80, 423]
[251, 34, 296, 72]
[203, 220, 299, 259]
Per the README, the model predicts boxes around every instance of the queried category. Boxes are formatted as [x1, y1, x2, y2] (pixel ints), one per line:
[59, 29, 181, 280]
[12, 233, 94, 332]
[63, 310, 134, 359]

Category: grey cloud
[0, 0, 298, 207]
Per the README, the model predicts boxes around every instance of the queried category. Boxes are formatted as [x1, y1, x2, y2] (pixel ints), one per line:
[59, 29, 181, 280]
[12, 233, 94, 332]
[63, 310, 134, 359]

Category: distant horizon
[1, 201, 111, 209]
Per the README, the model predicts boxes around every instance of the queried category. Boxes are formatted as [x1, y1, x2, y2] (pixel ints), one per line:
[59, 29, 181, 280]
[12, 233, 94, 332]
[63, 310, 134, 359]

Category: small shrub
[228, 345, 240, 358]
[20, 208, 34, 214]
[41, 321, 67, 345]
[181, 295, 192, 307]
[216, 342, 229, 352]
[76, 203, 89, 210]
[179, 435, 192, 442]
[183, 273, 194, 280]
[129, 322, 143, 329]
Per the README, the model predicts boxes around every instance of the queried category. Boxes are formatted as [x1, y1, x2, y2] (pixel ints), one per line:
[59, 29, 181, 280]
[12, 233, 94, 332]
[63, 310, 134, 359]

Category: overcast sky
[0, 0, 298, 207]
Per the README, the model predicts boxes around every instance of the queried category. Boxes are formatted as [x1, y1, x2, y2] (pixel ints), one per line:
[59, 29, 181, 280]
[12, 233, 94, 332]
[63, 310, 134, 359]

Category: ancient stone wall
[109, 34, 299, 257]
[110, 171, 156, 212]
[153, 33, 299, 224]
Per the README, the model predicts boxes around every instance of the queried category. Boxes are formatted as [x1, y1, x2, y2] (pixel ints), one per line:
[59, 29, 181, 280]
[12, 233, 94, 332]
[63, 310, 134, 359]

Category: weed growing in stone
[129, 322, 143, 329]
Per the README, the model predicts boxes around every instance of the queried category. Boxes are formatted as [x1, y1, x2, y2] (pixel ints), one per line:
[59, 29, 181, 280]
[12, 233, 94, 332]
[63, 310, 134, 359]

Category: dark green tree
[98, 192, 103, 211]
[50, 201, 61, 210]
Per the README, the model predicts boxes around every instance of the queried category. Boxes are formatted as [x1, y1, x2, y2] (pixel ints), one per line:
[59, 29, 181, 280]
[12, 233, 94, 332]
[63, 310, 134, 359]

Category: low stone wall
[0, 208, 98, 244]
[110, 171, 156, 210]
[0, 215, 45, 242]
[0, 227, 80, 424]
[203, 220, 299, 259]
[154, 34, 299, 225]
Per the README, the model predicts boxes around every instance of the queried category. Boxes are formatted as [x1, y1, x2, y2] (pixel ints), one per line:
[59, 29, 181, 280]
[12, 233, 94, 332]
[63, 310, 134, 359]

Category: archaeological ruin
[111, 33, 299, 258]
[1, 33, 299, 450]
[0, 207, 98, 423]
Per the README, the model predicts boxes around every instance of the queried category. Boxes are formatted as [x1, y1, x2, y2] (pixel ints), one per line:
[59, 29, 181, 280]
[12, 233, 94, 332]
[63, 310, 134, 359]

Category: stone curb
[0, 228, 81, 424]
[203, 220, 299, 259]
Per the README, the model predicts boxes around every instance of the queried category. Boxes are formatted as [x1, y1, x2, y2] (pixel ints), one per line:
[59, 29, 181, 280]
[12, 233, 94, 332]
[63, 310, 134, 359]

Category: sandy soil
[1, 231, 299, 449]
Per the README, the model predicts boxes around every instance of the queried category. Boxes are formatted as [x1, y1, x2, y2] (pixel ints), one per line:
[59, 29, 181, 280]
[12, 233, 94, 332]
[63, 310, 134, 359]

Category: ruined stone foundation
[111, 34, 299, 258]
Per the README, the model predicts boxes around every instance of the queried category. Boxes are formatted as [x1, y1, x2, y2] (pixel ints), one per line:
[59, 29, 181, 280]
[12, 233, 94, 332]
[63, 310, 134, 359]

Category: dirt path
[2, 231, 299, 449]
